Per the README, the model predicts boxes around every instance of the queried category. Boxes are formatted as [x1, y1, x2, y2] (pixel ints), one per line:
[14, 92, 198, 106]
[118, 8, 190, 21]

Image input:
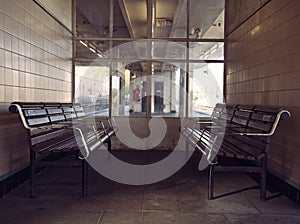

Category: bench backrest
[212, 105, 290, 160]
[248, 106, 290, 135]
[9, 102, 86, 129]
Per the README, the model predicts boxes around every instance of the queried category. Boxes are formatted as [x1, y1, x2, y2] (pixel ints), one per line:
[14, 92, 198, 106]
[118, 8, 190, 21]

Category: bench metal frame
[183, 104, 291, 200]
[9, 102, 115, 198]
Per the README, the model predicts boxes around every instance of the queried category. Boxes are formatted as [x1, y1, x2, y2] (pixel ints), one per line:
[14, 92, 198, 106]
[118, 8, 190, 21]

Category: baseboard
[267, 171, 300, 206]
[0, 166, 30, 197]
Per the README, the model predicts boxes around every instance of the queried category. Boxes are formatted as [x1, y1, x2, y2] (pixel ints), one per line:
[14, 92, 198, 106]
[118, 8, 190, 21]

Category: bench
[182, 103, 291, 200]
[9, 102, 116, 198]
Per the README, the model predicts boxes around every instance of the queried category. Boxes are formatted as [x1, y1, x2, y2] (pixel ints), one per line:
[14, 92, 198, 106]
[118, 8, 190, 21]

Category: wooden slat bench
[183, 104, 291, 200]
[9, 102, 116, 198]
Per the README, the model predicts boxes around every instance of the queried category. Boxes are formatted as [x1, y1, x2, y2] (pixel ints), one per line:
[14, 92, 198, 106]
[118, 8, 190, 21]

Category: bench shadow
[212, 185, 258, 200]
[212, 185, 283, 201]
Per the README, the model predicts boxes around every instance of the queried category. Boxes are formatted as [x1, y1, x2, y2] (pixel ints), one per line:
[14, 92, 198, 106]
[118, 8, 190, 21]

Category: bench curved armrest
[9, 103, 31, 129]
[224, 109, 291, 137]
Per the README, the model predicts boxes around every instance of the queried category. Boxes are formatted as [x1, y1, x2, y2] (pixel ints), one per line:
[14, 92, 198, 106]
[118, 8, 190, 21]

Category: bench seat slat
[28, 117, 50, 126]
[24, 109, 47, 117]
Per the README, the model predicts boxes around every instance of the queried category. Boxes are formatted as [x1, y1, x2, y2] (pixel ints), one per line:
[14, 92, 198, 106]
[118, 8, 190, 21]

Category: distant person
[134, 85, 140, 102]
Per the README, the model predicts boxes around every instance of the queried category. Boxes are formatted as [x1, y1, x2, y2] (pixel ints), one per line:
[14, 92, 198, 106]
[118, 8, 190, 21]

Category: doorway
[154, 82, 164, 113]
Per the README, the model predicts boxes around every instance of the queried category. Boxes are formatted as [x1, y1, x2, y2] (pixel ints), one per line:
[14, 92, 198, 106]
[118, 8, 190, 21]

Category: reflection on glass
[111, 62, 147, 117]
[189, 0, 224, 39]
[151, 62, 186, 117]
[154, 0, 187, 38]
[189, 63, 224, 117]
[75, 65, 110, 116]
[110, 40, 148, 61]
[153, 41, 186, 60]
[189, 42, 224, 60]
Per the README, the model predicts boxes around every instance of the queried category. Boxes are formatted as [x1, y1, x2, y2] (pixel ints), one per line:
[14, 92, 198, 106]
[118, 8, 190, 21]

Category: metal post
[260, 155, 267, 200]
[185, 137, 190, 161]
[71, 0, 77, 102]
[109, 0, 114, 117]
[185, 0, 190, 117]
[208, 164, 215, 200]
[29, 144, 36, 198]
[146, 0, 155, 117]
[82, 159, 87, 197]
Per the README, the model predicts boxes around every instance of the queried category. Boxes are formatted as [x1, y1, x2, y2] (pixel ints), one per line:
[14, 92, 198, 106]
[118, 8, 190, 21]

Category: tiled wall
[0, 0, 72, 110]
[0, 0, 72, 179]
[226, 0, 300, 186]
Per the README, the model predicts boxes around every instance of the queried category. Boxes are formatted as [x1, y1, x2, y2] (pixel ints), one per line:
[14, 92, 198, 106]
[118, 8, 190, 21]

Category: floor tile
[142, 211, 230, 224]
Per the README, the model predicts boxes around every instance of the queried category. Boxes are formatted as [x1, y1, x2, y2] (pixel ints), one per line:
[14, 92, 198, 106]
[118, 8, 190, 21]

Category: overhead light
[80, 40, 88, 47]
[97, 53, 103, 58]
[89, 47, 96, 53]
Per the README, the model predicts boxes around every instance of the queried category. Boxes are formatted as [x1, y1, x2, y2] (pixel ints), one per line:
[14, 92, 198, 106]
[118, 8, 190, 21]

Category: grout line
[96, 210, 105, 224]
[243, 190, 263, 215]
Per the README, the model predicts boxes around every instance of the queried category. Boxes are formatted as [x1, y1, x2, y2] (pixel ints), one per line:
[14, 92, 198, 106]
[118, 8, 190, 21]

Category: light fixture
[80, 39, 103, 58]
[89, 47, 96, 53]
[190, 26, 202, 39]
[80, 40, 88, 47]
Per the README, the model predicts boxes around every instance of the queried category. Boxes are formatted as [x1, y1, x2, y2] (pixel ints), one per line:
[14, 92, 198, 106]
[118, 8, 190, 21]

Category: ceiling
[76, 0, 225, 70]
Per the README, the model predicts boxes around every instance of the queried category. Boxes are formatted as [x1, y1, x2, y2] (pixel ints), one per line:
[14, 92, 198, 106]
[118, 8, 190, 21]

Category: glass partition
[75, 62, 110, 116]
[75, 0, 225, 118]
[188, 62, 224, 117]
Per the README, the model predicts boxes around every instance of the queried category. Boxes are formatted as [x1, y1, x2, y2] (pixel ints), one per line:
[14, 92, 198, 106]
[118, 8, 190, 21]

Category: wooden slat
[27, 117, 50, 126]
[24, 109, 47, 117]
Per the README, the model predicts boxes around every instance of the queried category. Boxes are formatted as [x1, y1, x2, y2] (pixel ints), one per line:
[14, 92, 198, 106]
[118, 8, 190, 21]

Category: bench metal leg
[30, 147, 36, 198]
[107, 138, 112, 153]
[208, 164, 215, 200]
[260, 156, 267, 200]
[107, 138, 112, 160]
[82, 159, 88, 197]
[185, 138, 190, 161]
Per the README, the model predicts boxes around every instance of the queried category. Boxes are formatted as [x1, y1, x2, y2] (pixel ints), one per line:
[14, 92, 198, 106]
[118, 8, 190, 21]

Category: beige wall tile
[0, 67, 4, 85]
[0, 49, 4, 67]
[0, 30, 4, 48]
[19, 87, 26, 101]
[5, 69, 12, 86]
[4, 51, 12, 68]
[0, 86, 4, 102]
[226, 0, 300, 185]
[12, 53, 19, 70]
[19, 72, 25, 87]
[12, 86, 19, 101]
[12, 70, 19, 86]
[4, 86, 13, 102]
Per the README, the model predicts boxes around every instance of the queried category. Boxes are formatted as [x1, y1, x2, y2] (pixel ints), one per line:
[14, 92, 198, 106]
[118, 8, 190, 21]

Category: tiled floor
[0, 151, 299, 224]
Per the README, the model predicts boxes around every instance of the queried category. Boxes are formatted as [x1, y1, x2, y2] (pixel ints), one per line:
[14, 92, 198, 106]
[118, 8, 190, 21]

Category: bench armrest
[224, 109, 291, 137]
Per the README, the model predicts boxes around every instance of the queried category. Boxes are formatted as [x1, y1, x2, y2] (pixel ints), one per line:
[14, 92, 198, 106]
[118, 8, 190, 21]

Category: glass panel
[111, 61, 147, 117]
[110, 40, 148, 61]
[115, 0, 147, 38]
[154, 0, 187, 38]
[153, 41, 186, 60]
[114, 0, 139, 38]
[188, 63, 224, 117]
[189, 42, 224, 60]
[189, 0, 224, 39]
[75, 62, 110, 116]
[151, 62, 186, 117]
[77, 0, 110, 38]
[76, 40, 107, 61]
